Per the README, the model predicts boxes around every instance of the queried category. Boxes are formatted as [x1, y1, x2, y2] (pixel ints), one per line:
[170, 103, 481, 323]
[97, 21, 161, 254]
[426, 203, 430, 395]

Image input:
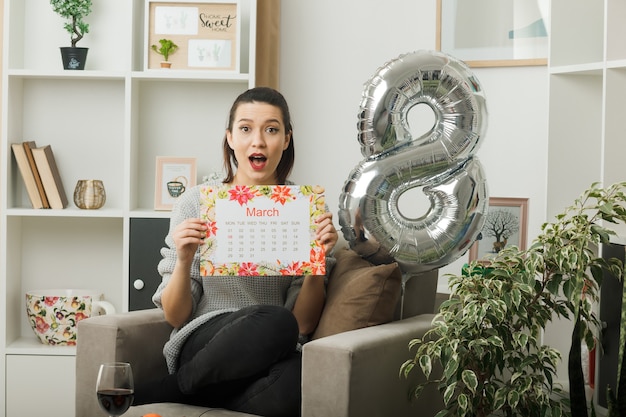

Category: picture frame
[154, 156, 197, 210]
[145, 0, 240, 71]
[469, 197, 529, 262]
[436, 0, 548, 68]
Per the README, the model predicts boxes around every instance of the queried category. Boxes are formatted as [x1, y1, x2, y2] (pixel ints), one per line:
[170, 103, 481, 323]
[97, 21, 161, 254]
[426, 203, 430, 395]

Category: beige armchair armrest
[75, 309, 172, 417]
[76, 309, 261, 417]
[302, 313, 443, 417]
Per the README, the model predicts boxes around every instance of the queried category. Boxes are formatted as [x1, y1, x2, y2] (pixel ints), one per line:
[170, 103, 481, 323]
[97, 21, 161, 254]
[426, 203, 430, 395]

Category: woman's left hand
[316, 212, 338, 255]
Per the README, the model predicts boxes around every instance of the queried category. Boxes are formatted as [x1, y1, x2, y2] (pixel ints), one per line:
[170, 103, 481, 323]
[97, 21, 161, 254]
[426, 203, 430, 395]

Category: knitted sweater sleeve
[153, 186, 204, 315]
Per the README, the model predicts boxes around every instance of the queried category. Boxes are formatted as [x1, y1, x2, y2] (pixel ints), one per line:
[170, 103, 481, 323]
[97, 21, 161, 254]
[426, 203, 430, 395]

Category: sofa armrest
[75, 309, 172, 417]
[301, 313, 443, 417]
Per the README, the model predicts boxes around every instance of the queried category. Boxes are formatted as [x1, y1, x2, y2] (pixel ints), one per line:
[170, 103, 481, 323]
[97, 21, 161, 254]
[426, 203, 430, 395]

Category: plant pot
[160, 61, 172, 69]
[60, 47, 88, 70]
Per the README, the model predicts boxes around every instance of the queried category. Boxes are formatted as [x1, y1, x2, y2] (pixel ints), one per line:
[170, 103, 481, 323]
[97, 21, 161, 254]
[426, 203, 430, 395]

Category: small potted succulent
[151, 39, 179, 69]
[50, 0, 92, 70]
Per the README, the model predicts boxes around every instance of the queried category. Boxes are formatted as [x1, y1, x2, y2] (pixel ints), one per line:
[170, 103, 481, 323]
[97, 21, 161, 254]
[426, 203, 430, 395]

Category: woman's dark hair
[222, 87, 295, 184]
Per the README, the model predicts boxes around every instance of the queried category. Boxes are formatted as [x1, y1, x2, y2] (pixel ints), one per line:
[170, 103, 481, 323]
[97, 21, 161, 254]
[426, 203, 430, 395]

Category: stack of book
[11, 141, 68, 209]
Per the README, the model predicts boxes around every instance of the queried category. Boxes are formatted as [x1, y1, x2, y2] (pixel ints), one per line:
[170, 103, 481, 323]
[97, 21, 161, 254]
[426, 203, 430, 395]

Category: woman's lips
[249, 154, 267, 170]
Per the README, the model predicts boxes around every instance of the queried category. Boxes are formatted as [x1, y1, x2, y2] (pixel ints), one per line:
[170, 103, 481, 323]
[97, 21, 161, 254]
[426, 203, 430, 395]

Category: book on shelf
[31, 145, 68, 209]
[22, 141, 50, 209]
[11, 143, 46, 209]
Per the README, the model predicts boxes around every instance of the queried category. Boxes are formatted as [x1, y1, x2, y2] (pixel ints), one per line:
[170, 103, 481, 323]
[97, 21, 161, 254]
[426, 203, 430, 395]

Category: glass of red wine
[96, 362, 134, 417]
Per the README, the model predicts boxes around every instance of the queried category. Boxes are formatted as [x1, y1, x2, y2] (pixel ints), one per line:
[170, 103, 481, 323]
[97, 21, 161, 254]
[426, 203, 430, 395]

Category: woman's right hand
[162, 218, 206, 328]
[172, 218, 207, 265]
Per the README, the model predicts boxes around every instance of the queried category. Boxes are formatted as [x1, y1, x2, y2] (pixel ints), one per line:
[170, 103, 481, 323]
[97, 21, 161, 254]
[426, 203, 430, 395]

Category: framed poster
[469, 197, 529, 262]
[145, 0, 240, 71]
[198, 184, 327, 276]
[437, 0, 549, 67]
[154, 156, 197, 210]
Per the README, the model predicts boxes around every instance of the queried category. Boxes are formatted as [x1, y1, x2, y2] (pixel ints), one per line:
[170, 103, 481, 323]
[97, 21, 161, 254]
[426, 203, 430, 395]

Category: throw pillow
[312, 247, 402, 339]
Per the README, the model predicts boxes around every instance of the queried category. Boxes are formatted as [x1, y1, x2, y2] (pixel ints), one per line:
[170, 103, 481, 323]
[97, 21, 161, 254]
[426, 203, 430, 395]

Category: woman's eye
[266, 127, 279, 134]
[239, 126, 250, 132]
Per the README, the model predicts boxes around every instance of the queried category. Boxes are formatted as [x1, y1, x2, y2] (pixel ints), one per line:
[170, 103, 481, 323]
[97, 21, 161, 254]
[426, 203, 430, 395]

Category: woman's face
[226, 101, 291, 185]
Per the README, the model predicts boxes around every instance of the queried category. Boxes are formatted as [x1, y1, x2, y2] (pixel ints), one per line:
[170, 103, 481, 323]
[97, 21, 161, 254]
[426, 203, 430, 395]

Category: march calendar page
[199, 184, 326, 276]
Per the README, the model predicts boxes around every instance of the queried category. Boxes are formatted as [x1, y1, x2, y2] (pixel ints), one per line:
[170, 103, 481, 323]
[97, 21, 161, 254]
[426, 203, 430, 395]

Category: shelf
[5, 207, 125, 218]
[6, 69, 253, 83]
[6, 69, 128, 81]
[132, 70, 251, 82]
[0, 0, 258, 414]
[552, 60, 626, 73]
[606, 59, 626, 70]
[5, 336, 76, 356]
[609, 235, 626, 246]
[549, 62, 604, 76]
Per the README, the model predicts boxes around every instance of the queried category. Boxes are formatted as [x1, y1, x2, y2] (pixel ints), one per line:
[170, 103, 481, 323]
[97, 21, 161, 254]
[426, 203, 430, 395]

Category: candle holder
[74, 180, 106, 209]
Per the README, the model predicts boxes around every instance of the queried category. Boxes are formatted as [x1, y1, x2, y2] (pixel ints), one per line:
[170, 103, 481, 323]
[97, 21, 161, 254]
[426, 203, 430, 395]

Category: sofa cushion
[312, 248, 402, 339]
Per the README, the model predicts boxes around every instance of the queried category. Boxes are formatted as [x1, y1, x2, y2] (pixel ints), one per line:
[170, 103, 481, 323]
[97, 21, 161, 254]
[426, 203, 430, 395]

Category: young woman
[134, 87, 338, 417]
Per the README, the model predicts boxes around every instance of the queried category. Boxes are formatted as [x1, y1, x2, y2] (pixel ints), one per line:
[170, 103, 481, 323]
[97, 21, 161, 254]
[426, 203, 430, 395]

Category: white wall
[279, 0, 549, 292]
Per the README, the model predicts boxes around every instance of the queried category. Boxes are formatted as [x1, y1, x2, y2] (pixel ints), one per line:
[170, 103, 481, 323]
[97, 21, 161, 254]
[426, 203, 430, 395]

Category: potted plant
[151, 39, 179, 69]
[50, 0, 92, 70]
[401, 182, 626, 417]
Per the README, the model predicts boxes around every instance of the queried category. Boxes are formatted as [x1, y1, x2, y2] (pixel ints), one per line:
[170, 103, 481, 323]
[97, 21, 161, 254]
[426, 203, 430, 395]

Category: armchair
[76, 255, 444, 417]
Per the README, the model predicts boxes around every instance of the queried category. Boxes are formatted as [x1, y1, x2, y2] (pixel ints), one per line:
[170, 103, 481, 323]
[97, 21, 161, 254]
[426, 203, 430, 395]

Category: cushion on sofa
[312, 248, 402, 339]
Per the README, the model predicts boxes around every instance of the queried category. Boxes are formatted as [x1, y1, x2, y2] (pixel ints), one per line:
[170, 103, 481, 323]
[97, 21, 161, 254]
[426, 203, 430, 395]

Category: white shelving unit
[547, 0, 626, 222]
[0, 0, 257, 415]
[546, 0, 626, 411]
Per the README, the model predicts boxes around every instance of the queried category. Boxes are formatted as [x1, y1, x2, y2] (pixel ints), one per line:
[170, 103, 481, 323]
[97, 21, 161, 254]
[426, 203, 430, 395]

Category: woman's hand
[315, 212, 338, 255]
[162, 218, 206, 328]
[172, 218, 207, 265]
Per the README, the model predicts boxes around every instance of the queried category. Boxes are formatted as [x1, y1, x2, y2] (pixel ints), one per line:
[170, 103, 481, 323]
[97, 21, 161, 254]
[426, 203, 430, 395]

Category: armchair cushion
[312, 248, 402, 339]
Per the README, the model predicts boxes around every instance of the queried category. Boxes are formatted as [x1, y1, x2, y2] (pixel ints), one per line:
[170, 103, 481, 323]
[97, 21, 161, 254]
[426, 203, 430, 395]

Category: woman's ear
[226, 130, 234, 149]
[283, 131, 292, 150]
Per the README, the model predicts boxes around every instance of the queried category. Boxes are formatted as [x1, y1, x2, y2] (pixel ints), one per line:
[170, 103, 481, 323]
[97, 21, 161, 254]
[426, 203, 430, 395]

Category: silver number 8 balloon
[338, 50, 489, 274]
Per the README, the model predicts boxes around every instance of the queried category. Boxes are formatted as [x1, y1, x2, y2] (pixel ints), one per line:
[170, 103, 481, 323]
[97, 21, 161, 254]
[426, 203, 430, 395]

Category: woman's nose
[250, 129, 266, 146]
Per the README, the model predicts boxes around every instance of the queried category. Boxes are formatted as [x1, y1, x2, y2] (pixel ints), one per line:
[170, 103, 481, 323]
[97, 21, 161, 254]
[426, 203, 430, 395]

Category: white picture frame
[145, 0, 240, 71]
[154, 156, 197, 210]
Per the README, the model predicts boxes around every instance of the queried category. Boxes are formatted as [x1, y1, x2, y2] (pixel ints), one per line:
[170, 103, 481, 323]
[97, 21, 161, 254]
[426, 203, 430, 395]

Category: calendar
[198, 184, 326, 276]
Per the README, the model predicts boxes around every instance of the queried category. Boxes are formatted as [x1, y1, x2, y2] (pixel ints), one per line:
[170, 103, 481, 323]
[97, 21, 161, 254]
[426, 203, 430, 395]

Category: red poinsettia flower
[238, 262, 260, 276]
[270, 185, 295, 205]
[228, 185, 256, 205]
[205, 221, 218, 237]
[309, 248, 326, 275]
[280, 261, 304, 276]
